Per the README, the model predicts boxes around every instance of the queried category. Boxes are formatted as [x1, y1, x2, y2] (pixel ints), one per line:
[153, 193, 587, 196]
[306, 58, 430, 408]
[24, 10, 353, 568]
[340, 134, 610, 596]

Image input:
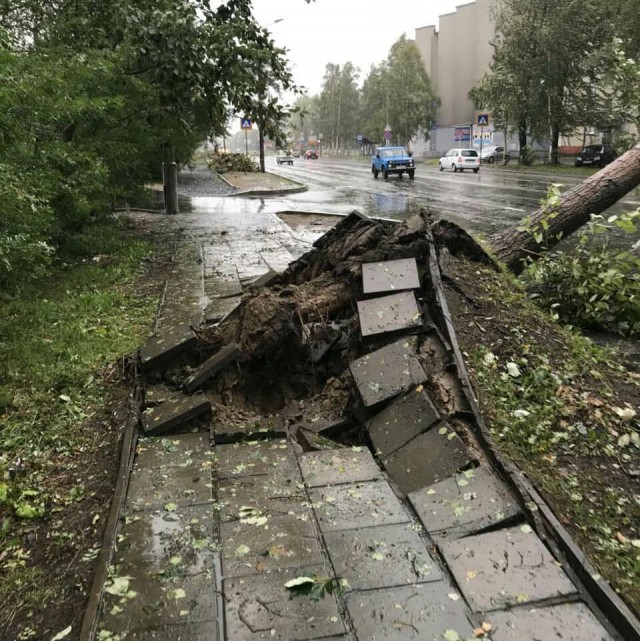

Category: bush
[522, 210, 640, 336]
[208, 153, 259, 174]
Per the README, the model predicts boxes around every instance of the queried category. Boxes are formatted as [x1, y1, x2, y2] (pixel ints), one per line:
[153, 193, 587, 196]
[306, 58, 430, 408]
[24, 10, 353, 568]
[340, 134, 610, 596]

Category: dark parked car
[575, 144, 617, 168]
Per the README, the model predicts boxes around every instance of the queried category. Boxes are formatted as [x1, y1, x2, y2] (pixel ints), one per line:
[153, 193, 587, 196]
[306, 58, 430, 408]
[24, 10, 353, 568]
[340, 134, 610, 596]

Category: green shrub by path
[522, 210, 640, 336]
[0, 222, 155, 525]
[208, 153, 259, 174]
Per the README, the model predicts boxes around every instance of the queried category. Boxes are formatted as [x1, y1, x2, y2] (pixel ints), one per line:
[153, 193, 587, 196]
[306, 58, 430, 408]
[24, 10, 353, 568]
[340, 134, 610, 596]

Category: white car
[439, 148, 480, 173]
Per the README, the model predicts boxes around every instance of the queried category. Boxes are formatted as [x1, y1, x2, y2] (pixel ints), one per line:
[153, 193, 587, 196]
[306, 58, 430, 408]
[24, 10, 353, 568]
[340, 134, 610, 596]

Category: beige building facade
[414, 0, 498, 154]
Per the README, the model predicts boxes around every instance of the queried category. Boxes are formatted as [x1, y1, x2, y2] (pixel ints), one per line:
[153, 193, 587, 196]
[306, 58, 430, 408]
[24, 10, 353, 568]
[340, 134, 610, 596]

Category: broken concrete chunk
[213, 414, 286, 444]
[248, 268, 279, 289]
[362, 257, 421, 294]
[349, 339, 427, 407]
[139, 324, 198, 371]
[141, 392, 211, 436]
[408, 466, 521, 539]
[368, 389, 440, 458]
[183, 343, 242, 393]
[296, 427, 344, 452]
[357, 291, 422, 338]
[382, 426, 471, 496]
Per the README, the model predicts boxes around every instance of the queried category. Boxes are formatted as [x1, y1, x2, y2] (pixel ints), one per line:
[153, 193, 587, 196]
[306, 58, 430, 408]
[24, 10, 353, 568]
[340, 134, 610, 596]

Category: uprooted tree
[489, 141, 640, 272]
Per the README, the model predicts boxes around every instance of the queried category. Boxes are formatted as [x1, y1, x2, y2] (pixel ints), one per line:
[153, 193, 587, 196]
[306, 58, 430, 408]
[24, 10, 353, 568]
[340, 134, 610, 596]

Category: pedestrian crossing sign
[475, 112, 490, 127]
[240, 117, 253, 130]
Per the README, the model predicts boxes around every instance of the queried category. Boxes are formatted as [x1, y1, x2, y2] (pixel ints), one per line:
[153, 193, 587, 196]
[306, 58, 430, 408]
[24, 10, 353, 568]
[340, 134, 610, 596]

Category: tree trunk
[550, 122, 560, 165]
[518, 120, 528, 164]
[489, 141, 640, 273]
[259, 127, 265, 173]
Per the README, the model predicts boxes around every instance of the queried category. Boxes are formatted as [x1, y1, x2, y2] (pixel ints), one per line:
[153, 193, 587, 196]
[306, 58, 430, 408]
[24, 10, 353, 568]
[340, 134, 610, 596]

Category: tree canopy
[0, 0, 299, 290]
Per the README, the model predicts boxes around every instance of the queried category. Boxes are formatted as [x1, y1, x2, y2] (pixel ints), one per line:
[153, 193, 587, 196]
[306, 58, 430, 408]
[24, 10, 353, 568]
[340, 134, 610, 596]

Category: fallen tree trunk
[490, 141, 640, 273]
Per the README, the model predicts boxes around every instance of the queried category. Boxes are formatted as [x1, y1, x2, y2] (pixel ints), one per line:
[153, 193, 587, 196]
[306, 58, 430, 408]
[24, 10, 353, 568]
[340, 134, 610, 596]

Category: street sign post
[241, 117, 252, 156]
[474, 112, 491, 158]
[383, 124, 392, 146]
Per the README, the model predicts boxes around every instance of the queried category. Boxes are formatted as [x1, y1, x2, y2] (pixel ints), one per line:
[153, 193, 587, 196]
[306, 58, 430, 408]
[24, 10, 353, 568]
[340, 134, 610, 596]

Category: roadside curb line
[215, 172, 308, 197]
[79, 359, 141, 641]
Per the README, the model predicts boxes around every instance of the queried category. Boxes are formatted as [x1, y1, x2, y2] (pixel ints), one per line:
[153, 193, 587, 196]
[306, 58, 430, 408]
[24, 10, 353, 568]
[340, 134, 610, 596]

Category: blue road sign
[356, 134, 363, 142]
[240, 117, 253, 130]
[476, 113, 490, 127]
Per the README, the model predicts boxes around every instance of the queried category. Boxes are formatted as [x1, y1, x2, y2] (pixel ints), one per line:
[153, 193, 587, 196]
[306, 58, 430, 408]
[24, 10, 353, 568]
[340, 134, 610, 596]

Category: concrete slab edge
[79, 360, 141, 641]
[426, 230, 639, 641]
[214, 171, 308, 197]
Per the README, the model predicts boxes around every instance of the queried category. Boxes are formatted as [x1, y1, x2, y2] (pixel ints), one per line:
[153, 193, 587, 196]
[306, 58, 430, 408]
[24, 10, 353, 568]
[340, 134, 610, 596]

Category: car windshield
[583, 145, 603, 152]
[379, 148, 407, 158]
[461, 150, 478, 157]
[482, 147, 497, 154]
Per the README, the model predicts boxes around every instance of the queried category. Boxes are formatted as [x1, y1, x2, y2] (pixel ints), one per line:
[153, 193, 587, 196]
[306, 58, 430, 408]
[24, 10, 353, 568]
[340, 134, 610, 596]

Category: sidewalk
[89, 203, 621, 640]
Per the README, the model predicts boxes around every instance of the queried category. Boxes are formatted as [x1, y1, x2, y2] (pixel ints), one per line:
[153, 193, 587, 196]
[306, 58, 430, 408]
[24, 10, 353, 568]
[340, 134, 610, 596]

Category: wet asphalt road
[264, 156, 640, 237]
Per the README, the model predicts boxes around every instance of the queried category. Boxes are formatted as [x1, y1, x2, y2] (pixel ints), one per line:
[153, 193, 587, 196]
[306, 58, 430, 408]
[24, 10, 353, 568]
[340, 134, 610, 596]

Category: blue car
[371, 146, 415, 179]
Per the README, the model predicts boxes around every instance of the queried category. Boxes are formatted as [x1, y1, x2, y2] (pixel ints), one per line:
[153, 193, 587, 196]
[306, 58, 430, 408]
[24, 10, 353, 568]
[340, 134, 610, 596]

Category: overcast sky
[251, 0, 474, 95]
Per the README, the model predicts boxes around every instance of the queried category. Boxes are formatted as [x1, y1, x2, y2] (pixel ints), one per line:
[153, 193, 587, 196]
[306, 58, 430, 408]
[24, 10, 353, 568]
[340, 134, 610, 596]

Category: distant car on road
[575, 144, 617, 168]
[276, 151, 293, 165]
[480, 145, 509, 164]
[304, 150, 319, 159]
[439, 148, 480, 173]
[371, 146, 415, 179]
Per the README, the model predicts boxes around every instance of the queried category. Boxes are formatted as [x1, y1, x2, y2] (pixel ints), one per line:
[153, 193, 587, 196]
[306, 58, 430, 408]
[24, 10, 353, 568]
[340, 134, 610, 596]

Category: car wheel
[373, 168, 379, 179]
[473, 168, 479, 174]
[408, 169, 415, 179]
[575, 160, 582, 167]
[398, 172, 403, 179]
[452, 164, 457, 173]
[488, 156, 495, 164]
[383, 168, 389, 179]
[439, 163, 443, 172]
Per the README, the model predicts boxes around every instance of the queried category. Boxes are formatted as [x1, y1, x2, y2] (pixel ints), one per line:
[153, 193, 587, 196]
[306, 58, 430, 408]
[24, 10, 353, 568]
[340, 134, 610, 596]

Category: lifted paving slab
[367, 389, 440, 458]
[362, 258, 421, 294]
[409, 466, 522, 540]
[441, 525, 577, 612]
[324, 523, 443, 591]
[183, 343, 242, 392]
[310, 480, 409, 532]
[214, 413, 286, 444]
[223, 565, 345, 640]
[298, 448, 382, 487]
[487, 602, 615, 641]
[140, 323, 198, 371]
[346, 583, 474, 641]
[349, 338, 427, 407]
[357, 291, 422, 338]
[382, 425, 471, 495]
[141, 392, 211, 436]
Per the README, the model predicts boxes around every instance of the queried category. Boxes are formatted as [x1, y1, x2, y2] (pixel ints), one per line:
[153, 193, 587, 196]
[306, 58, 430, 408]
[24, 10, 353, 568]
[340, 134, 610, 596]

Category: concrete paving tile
[310, 481, 409, 532]
[409, 466, 521, 540]
[144, 385, 181, 406]
[324, 523, 443, 591]
[382, 426, 471, 496]
[140, 324, 198, 371]
[260, 247, 295, 272]
[214, 439, 295, 478]
[362, 258, 421, 294]
[141, 393, 211, 436]
[115, 504, 216, 577]
[346, 583, 474, 641]
[298, 448, 382, 487]
[221, 513, 322, 578]
[357, 292, 422, 337]
[248, 269, 279, 289]
[127, 465, 213, 512]
[223, 565, 345, 640]
[100, 568, 217, 634]
[441, 526, 577, 612]
[349, 339, 427, 407]
[367, 389, 440, 458]
[217, 473, 306, 519]
[126, 621, 219, 640]
[203, 274, 243, 299]
[487, 602, 615, 641]
[134, 433, 212, 470]
[214, 414, 286, 444]
[204, 295, 241, 324]
[183, 343, 242, 393]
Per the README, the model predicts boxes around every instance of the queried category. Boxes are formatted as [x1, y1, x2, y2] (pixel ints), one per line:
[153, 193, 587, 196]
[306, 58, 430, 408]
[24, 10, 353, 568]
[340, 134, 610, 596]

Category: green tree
[360, 36, 437, 147]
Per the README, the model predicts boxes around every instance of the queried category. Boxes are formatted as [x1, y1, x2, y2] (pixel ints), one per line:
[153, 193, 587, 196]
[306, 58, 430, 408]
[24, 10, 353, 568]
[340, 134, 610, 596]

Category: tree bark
[489, 141, 640, 273]
[259, 127, 265, 173]
[550, 122, 560, 165]
[518, 120, 528, 164]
